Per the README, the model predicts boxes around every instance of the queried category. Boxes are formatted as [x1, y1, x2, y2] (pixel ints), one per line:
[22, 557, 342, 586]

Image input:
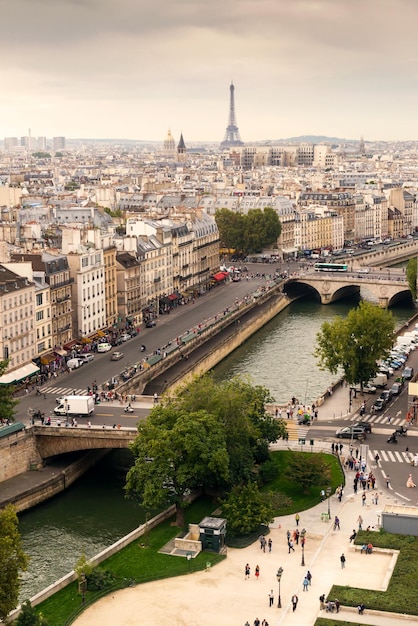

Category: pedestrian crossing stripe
[349, 414, 405, 426]
[369, 448, 413, 464]
[40, 386, 87, 395]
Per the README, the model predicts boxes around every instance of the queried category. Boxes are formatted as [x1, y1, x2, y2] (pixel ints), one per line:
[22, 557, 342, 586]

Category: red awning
[213, 272, 228, 281]
[168, 294, 178, 301]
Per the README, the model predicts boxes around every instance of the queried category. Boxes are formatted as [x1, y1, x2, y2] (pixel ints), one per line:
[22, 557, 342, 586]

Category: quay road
[15, 264, 287, 429]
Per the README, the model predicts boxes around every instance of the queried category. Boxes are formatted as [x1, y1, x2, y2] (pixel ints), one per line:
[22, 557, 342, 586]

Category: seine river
[18, 295, 414, 601]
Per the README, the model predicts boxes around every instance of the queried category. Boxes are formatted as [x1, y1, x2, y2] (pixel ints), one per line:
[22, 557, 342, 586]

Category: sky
[1, 0, 418, 143]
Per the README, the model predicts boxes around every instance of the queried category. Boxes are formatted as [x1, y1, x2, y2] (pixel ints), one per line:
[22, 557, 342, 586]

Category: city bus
[314, 262, 348, 272]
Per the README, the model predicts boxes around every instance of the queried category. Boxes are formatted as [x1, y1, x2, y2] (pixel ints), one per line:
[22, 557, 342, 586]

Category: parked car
[353, 421, 372, 434]
[111, 351, 124, 361]
[351, 383, 376, 394]
[120, 334, 131, 342]
[145, 320, 157, 328]
[403, 366, 414, 380]
[390, 382, 403, 396]
[66, 358, 82, 370]
[373, 398, 385, 412]
[335, 426, 367, 439]
[77, 354, 94, 364]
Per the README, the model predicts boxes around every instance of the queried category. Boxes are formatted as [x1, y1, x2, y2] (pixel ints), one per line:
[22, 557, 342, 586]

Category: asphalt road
[16, 264, 280, 428]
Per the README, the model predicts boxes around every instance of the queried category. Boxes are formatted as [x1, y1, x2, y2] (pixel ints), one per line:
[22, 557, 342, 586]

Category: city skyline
[2, 0, 418, 143]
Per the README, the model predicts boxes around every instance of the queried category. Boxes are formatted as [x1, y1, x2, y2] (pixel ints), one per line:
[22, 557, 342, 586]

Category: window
[36, 293, 43, 306]
[82, 257, 88, 268]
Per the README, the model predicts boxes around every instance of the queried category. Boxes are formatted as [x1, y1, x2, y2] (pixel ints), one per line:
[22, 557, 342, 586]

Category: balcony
[51, 277, 74, 289]
[55, 294, 70, 303]
[154, 277, 161, 283]
[57, 323, 72, 333]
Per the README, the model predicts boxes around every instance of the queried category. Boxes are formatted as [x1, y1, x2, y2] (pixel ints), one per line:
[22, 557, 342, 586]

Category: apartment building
[67, 248, 106, 339]
[0, 266, 36, 373]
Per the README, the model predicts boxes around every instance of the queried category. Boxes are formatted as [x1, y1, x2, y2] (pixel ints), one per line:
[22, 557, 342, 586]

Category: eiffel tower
[220, 82, 244, 149]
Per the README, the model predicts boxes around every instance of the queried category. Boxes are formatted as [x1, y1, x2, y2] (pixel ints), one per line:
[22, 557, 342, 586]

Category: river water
[17, 295, 415, 601]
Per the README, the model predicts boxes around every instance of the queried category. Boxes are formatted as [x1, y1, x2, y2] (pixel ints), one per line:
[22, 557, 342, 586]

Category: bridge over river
[33, 424, 137, 458]
[286, 271, 412, 308]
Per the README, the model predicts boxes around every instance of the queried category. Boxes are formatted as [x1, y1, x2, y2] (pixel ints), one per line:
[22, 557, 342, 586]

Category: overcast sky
[1, 0, 418, 143]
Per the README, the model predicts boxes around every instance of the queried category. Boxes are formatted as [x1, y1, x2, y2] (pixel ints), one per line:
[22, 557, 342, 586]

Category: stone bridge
[286, 274, 412, 308]
[33, 425, 137, 458]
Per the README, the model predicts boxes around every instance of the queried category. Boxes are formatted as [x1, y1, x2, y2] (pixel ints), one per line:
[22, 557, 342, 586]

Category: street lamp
[276, 566, 283, 608]
[300, 528, 306, 566]
[326, 486, 332, 520]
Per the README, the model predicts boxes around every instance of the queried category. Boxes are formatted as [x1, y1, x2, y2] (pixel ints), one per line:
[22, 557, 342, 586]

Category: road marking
[95, 413, 114, 417]
[396, 410, 402, 417]
[394, 451, 404, 463]
[381, 450, 389, 461]
[395, 491, 411, 501]
[387, 451, 397, 462]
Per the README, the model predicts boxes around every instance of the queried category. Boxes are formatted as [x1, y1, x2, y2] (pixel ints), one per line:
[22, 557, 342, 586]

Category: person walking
[306, 570, 312, 585]
[245, 563, 250, 579]
[268, 538, 272, 552]
[269, 590, 274, 607]
[385, 475, 390, 488]
[295, 513, 300, 526]
[358, 514, 363, 529]
[333, 515, 340, 530]
[362, 493, 366, 506]
[319, 593, 326, 610]
[340, 553, 346, 569]
[255, 565, 260, 580]
[335, 598, 340, 613]
[303, 577, 309, 591]
[288, 539, 295, 553]
[291, 594, 298, 611]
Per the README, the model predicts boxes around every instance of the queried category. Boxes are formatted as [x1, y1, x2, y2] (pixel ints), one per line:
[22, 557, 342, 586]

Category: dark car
[380, 389, 393, 404]
[390, 382, 403, 396]
[353, 421, 372, 434]
[145, 320, 157, 328]
[335, 426, 367, 439]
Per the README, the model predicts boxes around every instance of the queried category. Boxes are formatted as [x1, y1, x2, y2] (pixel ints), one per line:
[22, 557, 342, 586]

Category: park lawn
[328, 529, 418, 616]
[263, 450, 344, 515]
[315, 620, 369, 626]
[30, 497, 225, 626]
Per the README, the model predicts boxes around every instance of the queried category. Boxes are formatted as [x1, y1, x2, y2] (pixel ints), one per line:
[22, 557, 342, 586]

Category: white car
[77, 354, 94, 364]
[120, 334, 131, 342]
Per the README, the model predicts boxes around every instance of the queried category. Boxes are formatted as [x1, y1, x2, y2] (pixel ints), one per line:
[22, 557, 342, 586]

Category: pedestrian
[374, 491, 379, 505]
[254, 619, 260, 626]
[320, 489, 325, 500]
[245, 563, 250, 579]
[331, 442, 335, 454]
[349, 529, 357, 543]
[335, 598, 340, 613]
[153, 392, 158, 404]
[261, 620, 269, 626]
[291, 594, 298, 611]
[333, 516, 340, 530]
[375, 453, 380, 464]
[385, 475, 390, 488]
[286, 529, 291, 541]
[340, 553, 346, 569]
[306, 570, 312, 585]
[357, 515, 363, 529]
[339, 443, 343, 454]
[269, 590, 274, 607]
[294, 528, 300, 544]
[362, 493, 366, 506]
[319, 593, 326, 610]
[288, 539, 295, 553]
[268, 538, 272, 552]
[255, 565, 260, 579]
[295, 512, 300, 526]
[303, 577, 309, 591]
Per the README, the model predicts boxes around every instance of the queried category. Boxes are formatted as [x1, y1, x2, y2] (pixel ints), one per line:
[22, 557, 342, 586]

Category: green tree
[0, 505, 29, 621]
[32, 152, 51, 159]
[221, 482, 275, 535]
[215, 207, 281, 255]
[406, 257, 417, 300]
[315, 301, 395, 387]
[283, 454, 331, 493]
[125, 407, 229, 527]
[0, 360, 18, 422]
[175, 375, 285, 486]
[16, 600, 48, 626]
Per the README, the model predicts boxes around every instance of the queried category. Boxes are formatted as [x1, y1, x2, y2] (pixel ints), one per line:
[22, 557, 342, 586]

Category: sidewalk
[73, 394, 415, 626]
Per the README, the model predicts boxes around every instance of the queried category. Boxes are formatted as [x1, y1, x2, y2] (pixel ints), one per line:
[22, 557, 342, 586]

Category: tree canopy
[215, 207, 281, 254]
[0, 360, 18, 422]
[315, 301, 395, 386]
[0, 505, 29, 621]
[221, 482, 275, 535]
[406, 257, 417, 301]
[125, 375, 286, 526]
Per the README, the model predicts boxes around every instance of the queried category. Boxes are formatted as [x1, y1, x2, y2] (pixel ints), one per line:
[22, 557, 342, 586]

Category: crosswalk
[39, 386, 87, 397]
[285, 421, 310, 441]
[369, 448, 416, 465]
[349, 413, 406, 427]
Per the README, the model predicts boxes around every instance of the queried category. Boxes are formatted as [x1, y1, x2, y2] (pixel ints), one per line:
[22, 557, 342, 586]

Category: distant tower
[163, 129, 176, 153]
[359, 136, 365, 155]
[220, 82, 244, 149]
[177, 133, 186, 162]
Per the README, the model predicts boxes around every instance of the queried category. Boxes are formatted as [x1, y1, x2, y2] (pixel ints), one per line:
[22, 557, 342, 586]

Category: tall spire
[220, 82, 244, 149]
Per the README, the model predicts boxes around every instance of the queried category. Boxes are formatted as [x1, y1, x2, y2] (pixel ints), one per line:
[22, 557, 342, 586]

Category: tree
[125, 406, 229, 527]
[215, 207, 281, 255]
[315, 301, 395, 387]
[221, 482, 275, 535]
[0, 505, 29, 621]
[16, 600, 48, 626]
[174, 375, 286, 486]
[406, 257, 417, 300]
[0, 360, 18, 422]
[283, 454, 331, 493]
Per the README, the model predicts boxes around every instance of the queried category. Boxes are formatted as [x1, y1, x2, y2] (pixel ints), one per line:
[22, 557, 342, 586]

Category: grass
[315, 620, 369, 626]
[264, 450, 344, 515]
[14, 453, 345, 625]
[327, 528, 418, 616]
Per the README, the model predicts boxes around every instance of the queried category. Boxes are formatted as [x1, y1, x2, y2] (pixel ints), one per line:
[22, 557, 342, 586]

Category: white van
[67, 358, 82, 370]
[97, 342, 112, 353]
